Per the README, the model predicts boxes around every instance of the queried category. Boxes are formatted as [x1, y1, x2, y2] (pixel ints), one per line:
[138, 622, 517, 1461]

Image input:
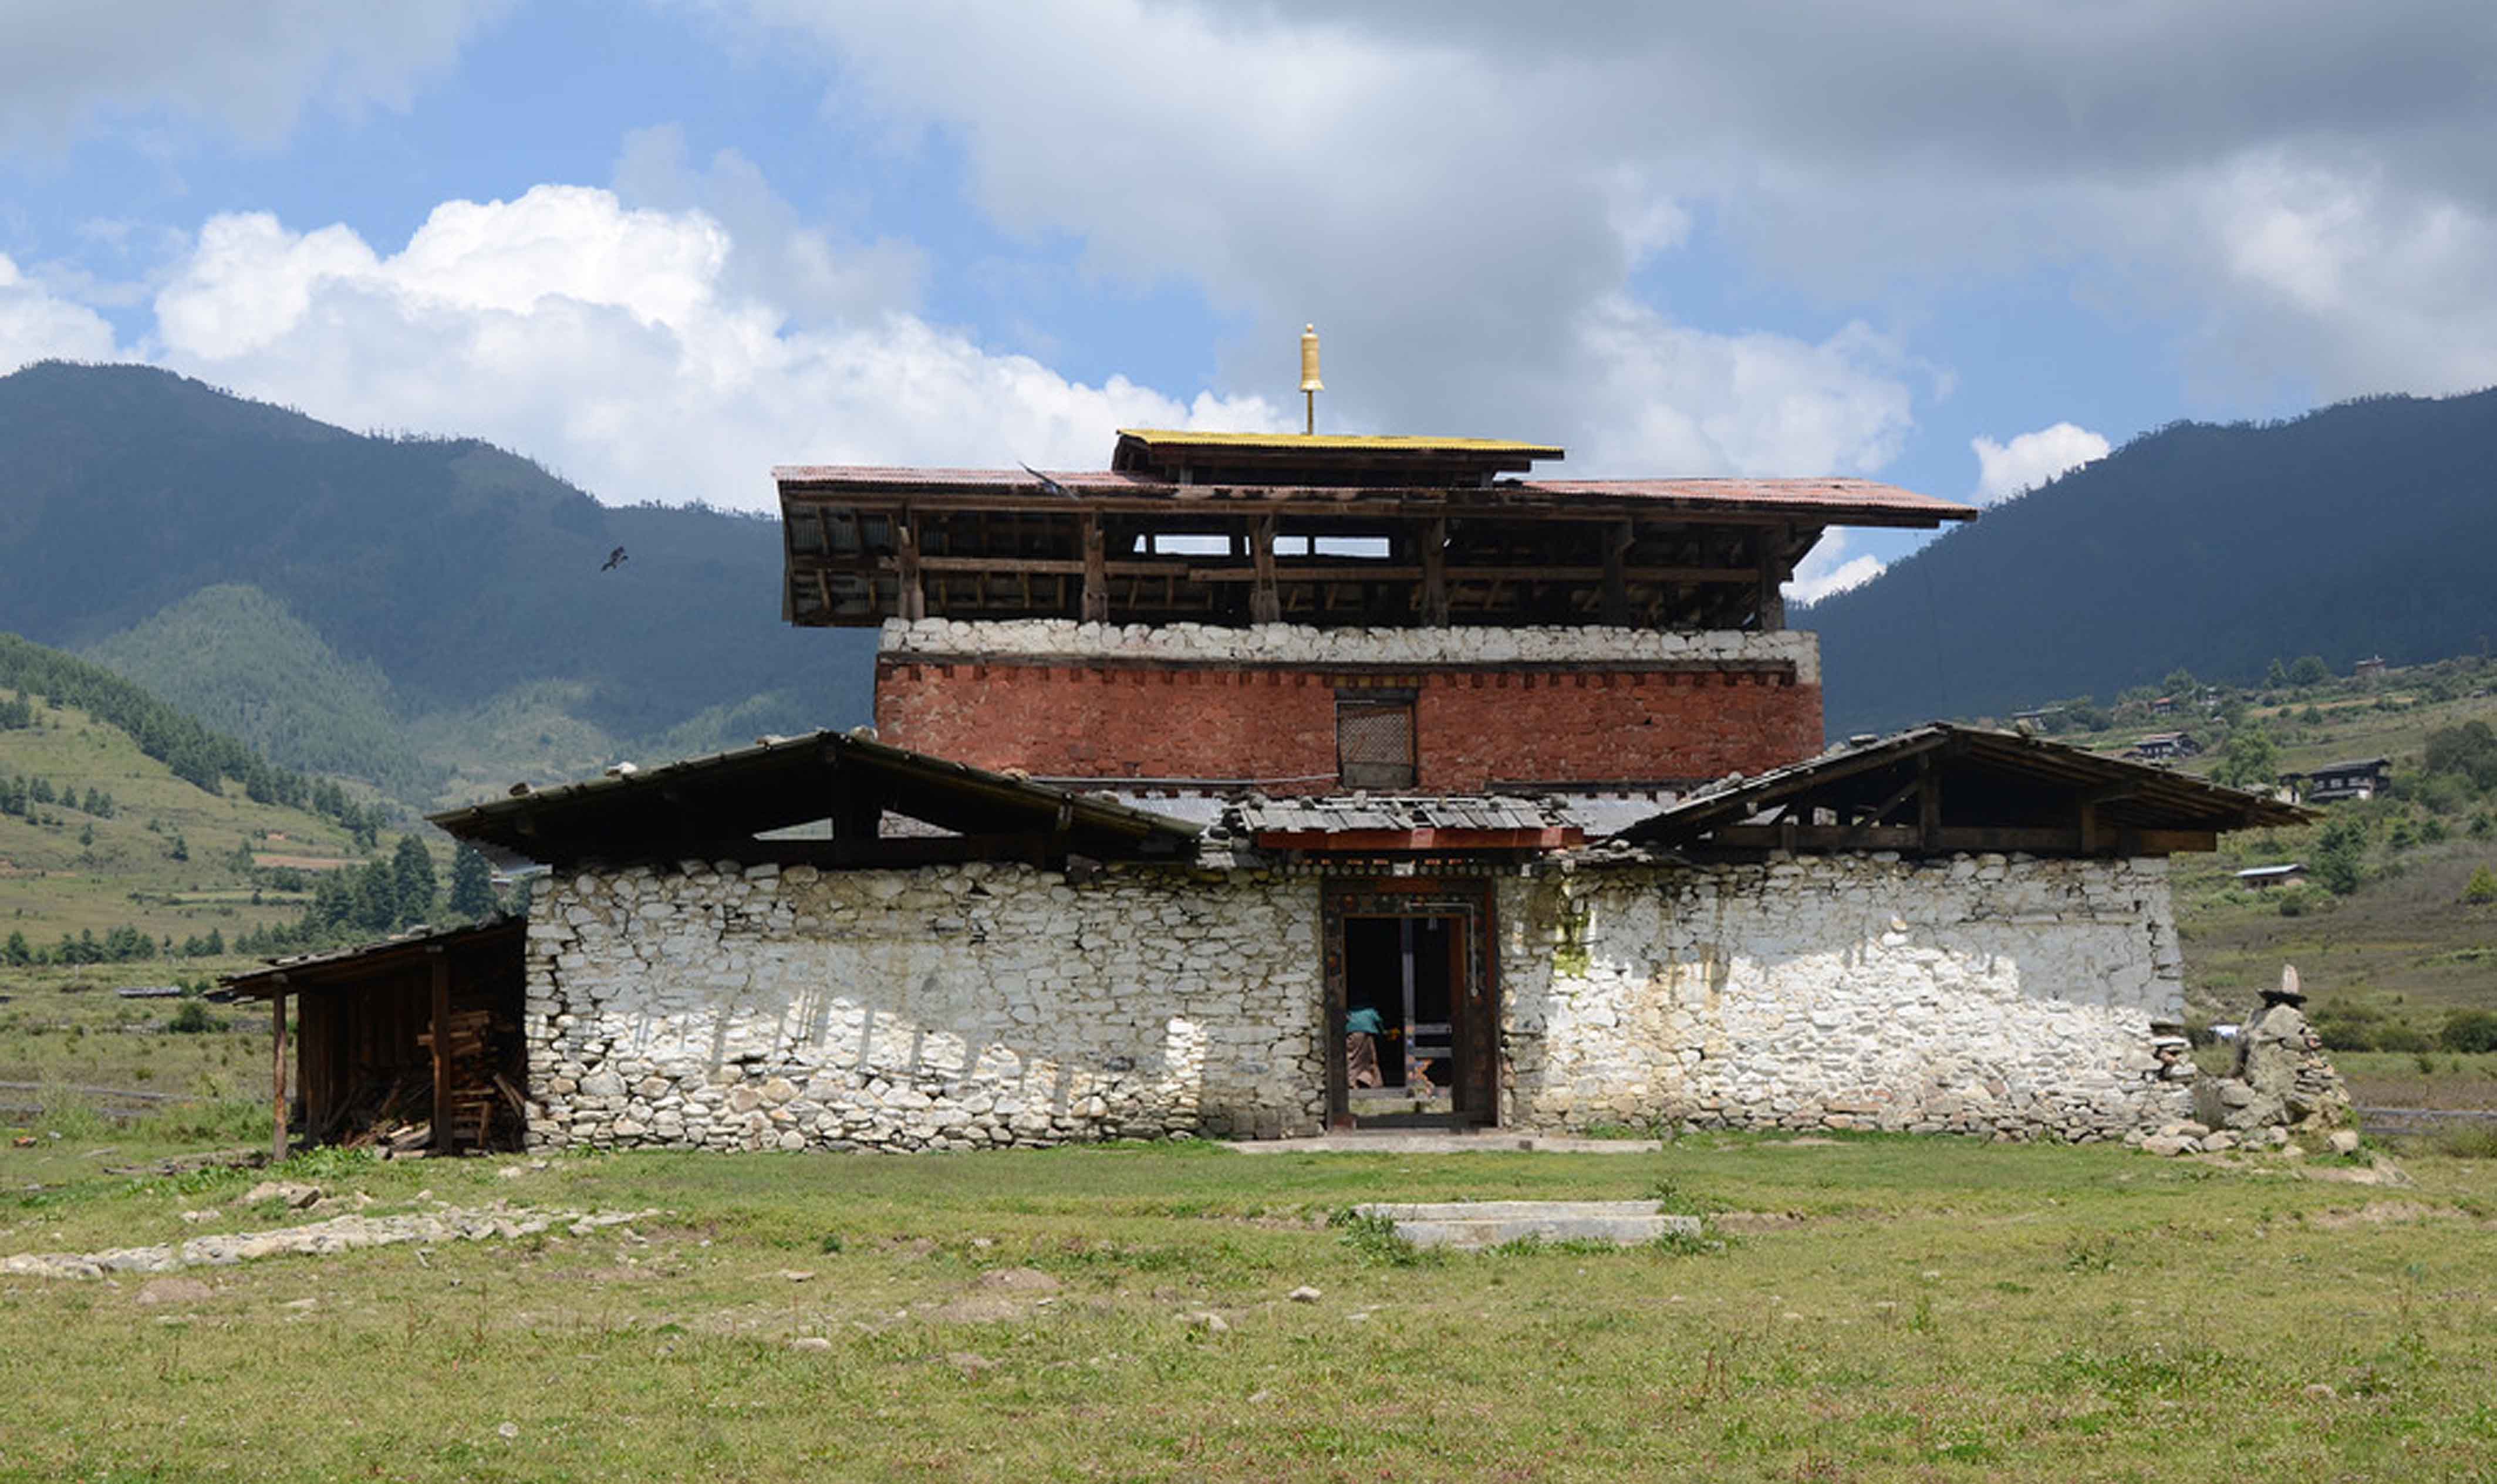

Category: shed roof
[1617, 724, 2307, 855]
[427, 730, 1202, 871]
[219, 919, 522, 1001]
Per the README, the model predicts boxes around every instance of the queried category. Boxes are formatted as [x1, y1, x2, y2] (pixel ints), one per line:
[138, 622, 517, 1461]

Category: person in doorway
[1345, 1005, 1385, 1089]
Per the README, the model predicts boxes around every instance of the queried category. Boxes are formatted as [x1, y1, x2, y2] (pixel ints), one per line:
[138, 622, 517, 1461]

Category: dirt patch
[2304, 1200, 2458, 1229]
[920, 1293, 1026, 1324]
[250, 854, 356, 871]
[976, 1266, 1060, 1292]
[1712, 1211, 1811, 1233]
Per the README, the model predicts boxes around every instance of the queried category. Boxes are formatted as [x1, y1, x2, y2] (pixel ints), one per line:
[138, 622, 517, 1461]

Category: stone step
[1350, 1200, 1703, 1249]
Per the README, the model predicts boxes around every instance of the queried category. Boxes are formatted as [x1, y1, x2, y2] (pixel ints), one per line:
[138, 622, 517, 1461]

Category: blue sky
[6, 1, 2494, 599]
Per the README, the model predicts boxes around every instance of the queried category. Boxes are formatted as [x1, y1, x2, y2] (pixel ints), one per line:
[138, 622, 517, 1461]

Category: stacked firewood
[416, 1008, 525, 1150]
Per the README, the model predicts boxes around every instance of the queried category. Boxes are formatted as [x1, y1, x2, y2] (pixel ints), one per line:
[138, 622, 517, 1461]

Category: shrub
[2464, 866, 2497, 905]
[2374, 1023, 2433, 1054]
[2440, 1009, 2497, 1054]
[166, 1000, 225, 1034]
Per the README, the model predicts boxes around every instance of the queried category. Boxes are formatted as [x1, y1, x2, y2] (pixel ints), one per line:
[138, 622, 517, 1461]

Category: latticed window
[1337, 697, 1416, 790]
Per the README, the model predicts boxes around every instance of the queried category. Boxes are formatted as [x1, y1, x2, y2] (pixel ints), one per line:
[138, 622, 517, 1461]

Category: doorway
[1323, 880, 1497, 1129]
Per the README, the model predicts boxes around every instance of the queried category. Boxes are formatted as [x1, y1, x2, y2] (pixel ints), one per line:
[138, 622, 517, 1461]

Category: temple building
[231, 378, 2304, 1154]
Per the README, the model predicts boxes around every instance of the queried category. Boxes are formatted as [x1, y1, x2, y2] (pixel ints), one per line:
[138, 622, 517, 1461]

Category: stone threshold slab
[1351, 1200, 1702, 1249]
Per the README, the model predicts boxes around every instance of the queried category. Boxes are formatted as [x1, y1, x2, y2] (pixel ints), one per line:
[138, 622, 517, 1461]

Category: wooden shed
[220, 920, 526, 1158]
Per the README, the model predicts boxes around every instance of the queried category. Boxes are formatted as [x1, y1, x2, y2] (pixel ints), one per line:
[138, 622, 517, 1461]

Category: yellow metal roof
[1116, 429, 1564, 456]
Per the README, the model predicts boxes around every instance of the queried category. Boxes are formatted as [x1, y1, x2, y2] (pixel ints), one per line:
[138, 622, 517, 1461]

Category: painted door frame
[1321, 876, 1499, 1128]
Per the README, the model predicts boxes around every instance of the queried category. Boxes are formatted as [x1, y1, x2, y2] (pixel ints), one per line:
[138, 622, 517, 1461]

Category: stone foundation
[522, 851, 2193, 1152]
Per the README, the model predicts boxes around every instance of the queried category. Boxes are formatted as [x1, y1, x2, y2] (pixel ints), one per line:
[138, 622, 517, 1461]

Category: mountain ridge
[1806, 387, 2497, 734]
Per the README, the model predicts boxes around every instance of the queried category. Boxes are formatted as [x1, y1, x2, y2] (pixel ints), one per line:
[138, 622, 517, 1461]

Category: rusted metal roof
[773, 465, 1973, 526]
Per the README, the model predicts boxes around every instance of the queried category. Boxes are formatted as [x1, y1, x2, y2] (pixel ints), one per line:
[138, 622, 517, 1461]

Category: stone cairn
[2142, 965, 2354, 1157]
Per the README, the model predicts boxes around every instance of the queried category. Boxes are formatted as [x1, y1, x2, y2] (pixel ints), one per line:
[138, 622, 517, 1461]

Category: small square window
[1337, 698, 1415, 790]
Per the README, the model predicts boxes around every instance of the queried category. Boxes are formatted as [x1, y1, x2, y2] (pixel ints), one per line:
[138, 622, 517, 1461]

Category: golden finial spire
[1298, 323, 1322, 435]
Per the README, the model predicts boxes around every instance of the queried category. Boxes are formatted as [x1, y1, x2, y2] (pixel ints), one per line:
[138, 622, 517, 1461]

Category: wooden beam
[1845, 773, 1926, 841]
[1250, 515, 1281, 623]
[1601, 519, 1632, 626]
[1421, 516, 1449, 626]
[1757, 523, 1789, 631]
[428, 949, 451, 1155]
[1080, 512, 1108, 623]
[270, 989, 289, 1163]
[895, 511, 925, 623]
[1918, 752, 1942, 853]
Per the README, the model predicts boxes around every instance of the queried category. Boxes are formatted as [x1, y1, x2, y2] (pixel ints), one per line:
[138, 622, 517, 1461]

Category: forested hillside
[85, 583, 427, 797]
[0, 361, 875, 800]
[1807, 388, 2497, 735]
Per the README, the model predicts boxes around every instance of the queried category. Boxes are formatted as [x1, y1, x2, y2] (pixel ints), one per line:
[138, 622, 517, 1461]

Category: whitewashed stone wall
[1498, 854, 2192, 1141]
[879, 617, 1820, 684]
[522, 849, 2191, 1152]
[521, 860, 1327, 1152]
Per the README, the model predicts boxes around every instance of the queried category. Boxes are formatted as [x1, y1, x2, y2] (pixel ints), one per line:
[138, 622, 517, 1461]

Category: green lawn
[1, 1134, 2493, 1480]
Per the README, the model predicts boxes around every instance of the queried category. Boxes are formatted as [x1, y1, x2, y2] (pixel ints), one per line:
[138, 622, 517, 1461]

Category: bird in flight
[600, 546, 629, 572]
[1020, 462, 1070, 498]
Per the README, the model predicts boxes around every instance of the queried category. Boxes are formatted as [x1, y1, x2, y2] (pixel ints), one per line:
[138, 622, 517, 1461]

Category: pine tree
[354, 858, 397, 933]
[392, 835, 437, 924]
[448, 843, 497, 920]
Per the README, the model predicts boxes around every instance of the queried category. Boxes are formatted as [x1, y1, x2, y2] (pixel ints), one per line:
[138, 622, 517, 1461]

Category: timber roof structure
[777, 430, 1973, 630]
[1615, 724, 2309, 858]
[428, 730, 1202, 871]
[219, 920, 522, 1001]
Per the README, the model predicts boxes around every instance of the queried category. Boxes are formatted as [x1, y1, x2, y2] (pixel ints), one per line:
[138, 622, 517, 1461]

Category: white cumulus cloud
[0, 254, 120, 371]
[1970, 421, 2110, 504]
[146, 185, 1284, 509]
[1782, 530, 1886, 605]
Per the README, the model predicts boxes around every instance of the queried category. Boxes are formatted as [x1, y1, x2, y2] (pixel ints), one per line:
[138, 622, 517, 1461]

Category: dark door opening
[1338, 914, 1474, 1127]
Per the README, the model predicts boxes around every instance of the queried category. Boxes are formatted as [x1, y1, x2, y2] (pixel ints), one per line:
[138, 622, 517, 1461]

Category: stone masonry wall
[521, 860, 1327, 1152]
[1497, 854, 2194, 1141]
[522, 847, 2194, 1153]
[874, 619, 1823, 790]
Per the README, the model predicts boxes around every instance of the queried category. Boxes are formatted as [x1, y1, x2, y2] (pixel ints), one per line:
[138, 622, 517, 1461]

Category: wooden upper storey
[777, 431, 1975, 630]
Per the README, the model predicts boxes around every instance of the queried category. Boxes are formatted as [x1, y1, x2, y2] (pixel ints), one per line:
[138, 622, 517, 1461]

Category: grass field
[0, 699, 378, 951]
[1, 1131, 2494, 1480]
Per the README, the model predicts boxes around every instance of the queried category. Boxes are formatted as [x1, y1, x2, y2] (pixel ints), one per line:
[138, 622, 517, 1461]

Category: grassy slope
[0, 1137, 2492, 1479]
[0, 698, 442, 1096]
[2147, 674, 2497, 1037]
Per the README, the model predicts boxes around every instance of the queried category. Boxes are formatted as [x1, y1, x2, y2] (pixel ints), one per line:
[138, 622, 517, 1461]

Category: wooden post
[1421, 516, 1450, 626]
[1079, 513, 1109, 623]
[1756, 525, 1789, 631]
[1250, 515, 1281, 623]
[1601, 519, 1632, 626]
[429, 949, 452, 1155]
[1917, 752, 1942, 853]
[896, 511, 926, 622]
[2078, 801, 2104, 856]
[270, 989, 289, 1162]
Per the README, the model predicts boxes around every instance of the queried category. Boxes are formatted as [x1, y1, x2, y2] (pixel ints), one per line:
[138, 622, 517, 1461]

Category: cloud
[0, 1, 506, 153]
[1783, 530, 1885, 605]
[724, 0, 2497, 422]
[0, 254, 119, 371]
[1970, 421, 2110, 503]
[146, 185, 1283, 509]
[725, 0, 1922, 478]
